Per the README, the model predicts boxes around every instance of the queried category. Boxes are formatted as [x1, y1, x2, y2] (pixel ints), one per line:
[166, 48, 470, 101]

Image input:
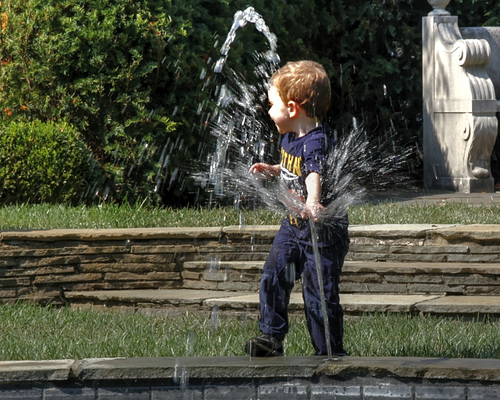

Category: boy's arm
[303, 172, 324, 222]
[249, 163, 280, 178]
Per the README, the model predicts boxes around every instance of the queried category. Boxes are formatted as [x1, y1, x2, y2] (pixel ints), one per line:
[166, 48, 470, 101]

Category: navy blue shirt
[280, 126, 328, 201]
[279, 125, 348, 246]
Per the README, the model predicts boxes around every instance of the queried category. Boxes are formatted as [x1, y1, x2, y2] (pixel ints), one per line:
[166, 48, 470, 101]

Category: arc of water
[214, 6, 279, 73]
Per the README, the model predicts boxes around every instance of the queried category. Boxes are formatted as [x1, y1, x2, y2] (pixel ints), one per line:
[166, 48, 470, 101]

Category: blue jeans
[258, 220, 349, 355]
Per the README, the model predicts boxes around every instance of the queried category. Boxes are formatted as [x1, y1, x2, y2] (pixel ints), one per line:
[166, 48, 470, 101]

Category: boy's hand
[249, 163, 280, 179]
[301, 201, 325, 222]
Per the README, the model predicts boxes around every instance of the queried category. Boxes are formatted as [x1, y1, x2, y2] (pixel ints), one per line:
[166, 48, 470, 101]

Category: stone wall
[0, 356, 499, 400]
[345, 224, 500, 296]
[0, 224, 499, 305]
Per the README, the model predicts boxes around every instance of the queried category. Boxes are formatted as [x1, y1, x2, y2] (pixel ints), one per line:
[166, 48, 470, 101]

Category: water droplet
[210, 305, 219, 331]
[199, 68, 207, 80]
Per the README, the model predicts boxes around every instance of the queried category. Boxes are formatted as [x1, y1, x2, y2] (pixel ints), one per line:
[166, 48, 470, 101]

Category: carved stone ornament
[427, 0, 450, 16]
[466, 116, 497, 179]
[422, 7, 499, 193]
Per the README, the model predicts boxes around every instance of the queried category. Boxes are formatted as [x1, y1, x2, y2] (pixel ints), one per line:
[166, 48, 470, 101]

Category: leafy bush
[0, 0, 187, 204]
[0, 120, 101, 204]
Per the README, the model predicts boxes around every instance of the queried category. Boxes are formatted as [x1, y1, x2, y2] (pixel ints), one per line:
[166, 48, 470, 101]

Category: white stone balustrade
[422, 0, 500, 192]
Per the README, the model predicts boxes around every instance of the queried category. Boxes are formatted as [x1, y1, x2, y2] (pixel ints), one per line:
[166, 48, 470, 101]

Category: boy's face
[268, 86, 293, 135]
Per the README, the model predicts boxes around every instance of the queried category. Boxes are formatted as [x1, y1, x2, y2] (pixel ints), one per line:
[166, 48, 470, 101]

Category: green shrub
[0, 0, 187, 204]
[0, 120, 101, 204]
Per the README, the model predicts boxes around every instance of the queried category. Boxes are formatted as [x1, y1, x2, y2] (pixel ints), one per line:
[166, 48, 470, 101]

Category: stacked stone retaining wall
[0, 224, 499, 305]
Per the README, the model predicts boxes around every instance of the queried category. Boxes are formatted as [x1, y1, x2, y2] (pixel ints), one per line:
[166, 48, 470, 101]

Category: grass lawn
[0, 201, 498, 361]
[0, 303, 498, 360]
[0, 201, 500, 229]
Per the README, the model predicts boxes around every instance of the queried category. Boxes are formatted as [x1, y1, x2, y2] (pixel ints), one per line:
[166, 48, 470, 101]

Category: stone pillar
[422, 0, 498, 193]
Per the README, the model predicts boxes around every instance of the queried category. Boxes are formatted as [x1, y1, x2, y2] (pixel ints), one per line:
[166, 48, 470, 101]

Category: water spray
[309, 219, 334, 361]
[198, 6, 415, 359]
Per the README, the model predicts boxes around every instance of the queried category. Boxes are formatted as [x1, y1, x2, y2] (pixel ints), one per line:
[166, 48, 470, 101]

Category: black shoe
[245, 334, 283, 357]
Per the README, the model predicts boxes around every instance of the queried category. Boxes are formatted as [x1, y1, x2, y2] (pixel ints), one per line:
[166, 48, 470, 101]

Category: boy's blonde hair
[270, 60, 331, 120]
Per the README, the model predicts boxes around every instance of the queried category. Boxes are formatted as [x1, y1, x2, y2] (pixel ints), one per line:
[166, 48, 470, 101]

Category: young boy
[246, 60, 349, 357]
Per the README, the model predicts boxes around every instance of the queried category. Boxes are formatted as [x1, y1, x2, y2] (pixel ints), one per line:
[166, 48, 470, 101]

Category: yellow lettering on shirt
[292, 157, 301, 177]
[280, 148, 302, 177]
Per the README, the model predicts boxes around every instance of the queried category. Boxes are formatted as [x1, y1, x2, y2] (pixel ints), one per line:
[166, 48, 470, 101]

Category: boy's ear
[287, 100, 299, 118]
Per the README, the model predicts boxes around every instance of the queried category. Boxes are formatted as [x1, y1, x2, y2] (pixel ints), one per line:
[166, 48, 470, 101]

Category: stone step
[341, 261, 500, 296]
[65, 289, 500, 318]
[184, 260, 265, 271]
[183, 260, 500, 296]
[184, 260, 500, 275]
[343, 261, 500, 274]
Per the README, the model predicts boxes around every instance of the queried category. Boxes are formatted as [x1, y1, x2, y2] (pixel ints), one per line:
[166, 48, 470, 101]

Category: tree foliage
[0, 0, 499, 205]
[0, 0, 187, 204]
